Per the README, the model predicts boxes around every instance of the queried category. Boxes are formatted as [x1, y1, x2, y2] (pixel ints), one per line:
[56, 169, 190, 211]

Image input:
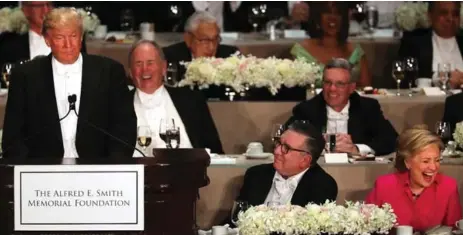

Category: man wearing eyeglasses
[163, 11, 238, 100]
[0, 1, 87, 73]
[286, 58, 398, 157]
[236, 121, 337, 207]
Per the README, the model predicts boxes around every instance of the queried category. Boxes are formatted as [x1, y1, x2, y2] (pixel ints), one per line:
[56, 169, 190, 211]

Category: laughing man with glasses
[286, 58, 398, 157]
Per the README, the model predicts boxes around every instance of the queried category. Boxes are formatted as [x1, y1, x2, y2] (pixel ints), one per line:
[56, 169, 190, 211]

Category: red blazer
[366, 172, 462, 232]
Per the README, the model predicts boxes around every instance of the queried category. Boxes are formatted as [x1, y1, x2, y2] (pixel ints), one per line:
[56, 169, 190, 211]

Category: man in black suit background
[442, 93, 463, 135]
[163, 11, 239, 100]
[286, 58, 398, 156]
[398, 1, 463, 89]
[129, 39, 223, 155]
[0, 2, 87, 68]
[237, 120, 337, 206]
[2, 7, 136, 159]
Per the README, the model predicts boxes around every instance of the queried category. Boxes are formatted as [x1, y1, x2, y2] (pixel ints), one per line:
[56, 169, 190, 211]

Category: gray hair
[286, 120, 325, 164]
[323, 58, 355, 82]
[42, 7, 83, 36]
[128, 40, 166, 67]
[184, 11, 218, 32]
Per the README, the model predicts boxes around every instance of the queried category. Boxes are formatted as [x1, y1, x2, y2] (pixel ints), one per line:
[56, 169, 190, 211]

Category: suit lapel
[255, 165, 275, 205]
[313, 93, 328, 133]
[291, 165, 318, 205]
[76, 55, 101, 148]
[20, 32, 31, 60]
[347, 93, 363, 142]
[41, 55, 63, 144]
[456, 34, 463, 59]
[422, 30, 434, 77]
[165, 87, 198, 147]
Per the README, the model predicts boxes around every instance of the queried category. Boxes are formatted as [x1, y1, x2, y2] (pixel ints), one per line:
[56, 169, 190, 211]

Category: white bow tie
[273, 176, 297, 197]
[56, 64, 80, 76]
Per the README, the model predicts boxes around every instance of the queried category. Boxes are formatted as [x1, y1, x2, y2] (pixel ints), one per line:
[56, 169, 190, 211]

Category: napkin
[205, 149, 236, 165]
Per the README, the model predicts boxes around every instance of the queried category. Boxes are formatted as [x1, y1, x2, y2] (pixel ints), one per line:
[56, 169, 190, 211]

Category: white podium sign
[14, 164, 144, 231]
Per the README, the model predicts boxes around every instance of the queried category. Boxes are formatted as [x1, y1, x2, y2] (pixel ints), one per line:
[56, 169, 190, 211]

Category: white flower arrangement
[395, 2, 463, 31]
[237, 201, 397, 235]
[178, 53, 322, 95]
[453, 121, 463, 149]
[0, 7, 100, 34]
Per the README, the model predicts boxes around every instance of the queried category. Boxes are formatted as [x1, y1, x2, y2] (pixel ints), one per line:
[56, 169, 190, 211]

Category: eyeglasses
[274, 138, 310, 155]
[189, 32, 222, 45]
[322, 80, 350, 88]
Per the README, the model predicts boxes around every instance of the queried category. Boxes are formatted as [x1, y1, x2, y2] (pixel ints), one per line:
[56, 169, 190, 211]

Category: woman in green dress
[290, 2, 371, 88]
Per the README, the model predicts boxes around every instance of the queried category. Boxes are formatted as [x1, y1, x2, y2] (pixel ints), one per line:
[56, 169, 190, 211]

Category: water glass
[271, 124, 284, 142]
[438, 63, 451, 91]
[166, 127, 180, 149]
[164, 62, 179, 87]
[392, 60, 405, 96]
[435, 121, 451, 146]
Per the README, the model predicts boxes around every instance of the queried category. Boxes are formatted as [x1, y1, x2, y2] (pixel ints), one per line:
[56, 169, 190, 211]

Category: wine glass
[1, 63, 14, 88]
[404, 57, 419, 97]
[168, 4, 183, 32]
[120, 9, 135, 33]
[248, 4, 267, 32]
[352, 3, 367, 26]
[392, 60, 405, 96]
[137, 126, 152, 155]
[166, 126, 180, 149]
[230, 201, 250, 226]
[435, 122, 451, 146]
[366, 5, 378, 37]
[271, 124, 284, 142]
[164, 62, 179, 87]
[159, 118, 175, 148]
[438, 63, 451, 92]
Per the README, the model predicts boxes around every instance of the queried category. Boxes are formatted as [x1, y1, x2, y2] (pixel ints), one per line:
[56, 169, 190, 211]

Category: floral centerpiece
[453, 121, 463, 150]
[0, 7, 100, 34]
[237, 201, 397, 235]
[178, 53, 322, 95]
[395, 2, 463, 31]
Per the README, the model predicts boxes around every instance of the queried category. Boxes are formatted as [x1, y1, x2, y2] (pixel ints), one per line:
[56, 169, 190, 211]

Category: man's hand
[335, 134, 360, 155]
[449, 69, 463, 89]
[290, 2, 309, 24]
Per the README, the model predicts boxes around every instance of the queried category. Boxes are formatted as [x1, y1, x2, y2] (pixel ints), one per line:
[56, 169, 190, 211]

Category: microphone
[68, 94, 146, 158]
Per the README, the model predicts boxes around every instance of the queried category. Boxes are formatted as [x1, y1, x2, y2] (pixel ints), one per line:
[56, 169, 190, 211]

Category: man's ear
[184, 32, 192, 48]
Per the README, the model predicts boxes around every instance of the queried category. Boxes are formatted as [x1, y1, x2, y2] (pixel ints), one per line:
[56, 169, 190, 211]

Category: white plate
[0, 89, 7, 96]
[244, 152, 273, 159]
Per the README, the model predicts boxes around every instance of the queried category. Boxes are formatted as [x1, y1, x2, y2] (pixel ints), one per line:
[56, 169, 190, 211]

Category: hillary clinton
[366, 126, 462, 232]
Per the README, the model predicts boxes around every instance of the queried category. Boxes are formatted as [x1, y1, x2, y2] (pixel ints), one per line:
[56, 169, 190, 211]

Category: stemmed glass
[159, 118, 179, 148]
[438, 63, 451, 92]
[352, 3, 367, 27]
[435, 122, 451, 146]
[271, 124, 284, 142]
[404, 57, 419, 97]
[164, 62, 179, 87]
[230, 201, 250, 227]
[1, 63, 14, 88]
[137, 126, 152, 156]
[248, 4, 267, 32]
[168, 4, 183, 32]
[366, 5, 379, 38]
[392, 60, 405, 96]
[120, 9, 135, 33]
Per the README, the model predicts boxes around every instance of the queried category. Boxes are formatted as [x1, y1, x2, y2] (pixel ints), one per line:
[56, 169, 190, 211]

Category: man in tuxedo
[163, 11, 239, 100]
[129, 39, 223, 155]
[236, 120, 337, 206]
[2, 7, 136, 159]
[442, 93, 463, 135]
[398, 1, 463, 89]
[286, 58, 398, 156]
[0, 1, 87, 68]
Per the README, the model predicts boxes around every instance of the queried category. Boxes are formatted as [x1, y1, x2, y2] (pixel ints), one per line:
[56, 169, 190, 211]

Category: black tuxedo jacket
[443, 92, 463, 135]
[237, 163, 337, 206]
[132, 86, 224, 154]
[163, 42, 238, 100]
[286, 92, 398, 156]
[2, 54, 137, 159]
[398, 28, 463, 79]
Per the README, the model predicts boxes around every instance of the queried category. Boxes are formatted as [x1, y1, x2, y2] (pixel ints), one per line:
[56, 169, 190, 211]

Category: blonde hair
[394, 125, 444, 172]
[42, 7, 83, 35]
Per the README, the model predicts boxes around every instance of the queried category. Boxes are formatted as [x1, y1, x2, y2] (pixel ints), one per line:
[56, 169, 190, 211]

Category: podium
[0, 149, 210, 235]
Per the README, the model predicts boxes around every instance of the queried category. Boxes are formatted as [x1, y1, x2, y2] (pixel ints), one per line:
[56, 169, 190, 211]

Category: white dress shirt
[432, 31, 463, 73]
[192, 1, 241, 31]
[133, 86, 193, 157]
[264, 168, 308, 205]
[326, 102, 374, 155]
[29, 30, 51, 59]
[52, 54, 83, 158]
